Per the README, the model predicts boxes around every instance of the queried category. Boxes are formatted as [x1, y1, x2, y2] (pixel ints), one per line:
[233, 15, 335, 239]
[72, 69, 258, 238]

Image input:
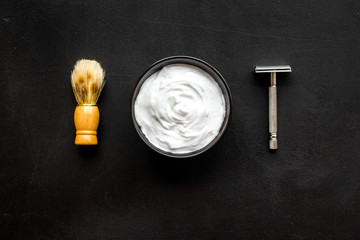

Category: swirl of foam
[135, 64, 225, 154]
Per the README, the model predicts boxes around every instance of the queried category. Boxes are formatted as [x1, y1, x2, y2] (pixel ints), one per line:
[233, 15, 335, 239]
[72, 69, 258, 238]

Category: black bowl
[131, 56, 232, 158]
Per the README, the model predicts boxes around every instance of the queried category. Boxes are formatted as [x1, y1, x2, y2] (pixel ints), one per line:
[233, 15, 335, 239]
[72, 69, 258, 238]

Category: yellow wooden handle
[74, 105, 99, 145]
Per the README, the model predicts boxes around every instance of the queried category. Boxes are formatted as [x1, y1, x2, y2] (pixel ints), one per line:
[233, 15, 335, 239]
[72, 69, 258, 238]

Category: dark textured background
[1, 0, 360, 239]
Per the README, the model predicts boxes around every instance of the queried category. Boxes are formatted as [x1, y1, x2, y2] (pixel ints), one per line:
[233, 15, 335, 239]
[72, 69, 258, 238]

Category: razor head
[255, 65, 291, 73]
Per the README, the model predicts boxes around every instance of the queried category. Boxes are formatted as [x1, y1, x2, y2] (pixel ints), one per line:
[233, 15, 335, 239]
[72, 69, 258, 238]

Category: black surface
[1, 0, 360, 239]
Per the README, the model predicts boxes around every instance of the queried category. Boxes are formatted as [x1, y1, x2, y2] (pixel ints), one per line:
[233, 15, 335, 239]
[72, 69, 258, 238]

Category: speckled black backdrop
[1, 0, 360, 239]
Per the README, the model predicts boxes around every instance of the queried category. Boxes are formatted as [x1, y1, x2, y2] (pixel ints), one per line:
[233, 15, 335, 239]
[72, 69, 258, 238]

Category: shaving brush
[71, 59, 105, 145]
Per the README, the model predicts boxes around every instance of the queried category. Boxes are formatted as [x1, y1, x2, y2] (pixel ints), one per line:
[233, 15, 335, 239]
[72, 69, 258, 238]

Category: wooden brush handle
[74, 105, 99, 145]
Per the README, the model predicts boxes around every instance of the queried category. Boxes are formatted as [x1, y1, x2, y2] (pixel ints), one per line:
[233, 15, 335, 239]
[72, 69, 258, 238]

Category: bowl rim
[131, 55, 232, 158]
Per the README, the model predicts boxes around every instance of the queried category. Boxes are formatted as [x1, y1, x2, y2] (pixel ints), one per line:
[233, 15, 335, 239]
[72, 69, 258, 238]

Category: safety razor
[255, 65, 291, 150]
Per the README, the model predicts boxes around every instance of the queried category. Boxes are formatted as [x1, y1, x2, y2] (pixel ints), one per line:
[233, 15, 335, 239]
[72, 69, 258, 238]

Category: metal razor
[255, 65, 292, 150]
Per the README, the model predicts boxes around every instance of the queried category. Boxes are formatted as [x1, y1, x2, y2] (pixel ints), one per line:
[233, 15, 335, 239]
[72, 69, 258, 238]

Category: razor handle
[269, 72, 277, 149]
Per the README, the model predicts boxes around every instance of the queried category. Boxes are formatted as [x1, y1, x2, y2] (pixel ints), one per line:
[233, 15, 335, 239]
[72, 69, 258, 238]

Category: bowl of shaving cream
[132, 56, 231, 158]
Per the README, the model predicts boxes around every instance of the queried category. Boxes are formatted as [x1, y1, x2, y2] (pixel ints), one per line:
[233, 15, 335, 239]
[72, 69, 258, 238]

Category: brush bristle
[71, 59, 105, 105]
